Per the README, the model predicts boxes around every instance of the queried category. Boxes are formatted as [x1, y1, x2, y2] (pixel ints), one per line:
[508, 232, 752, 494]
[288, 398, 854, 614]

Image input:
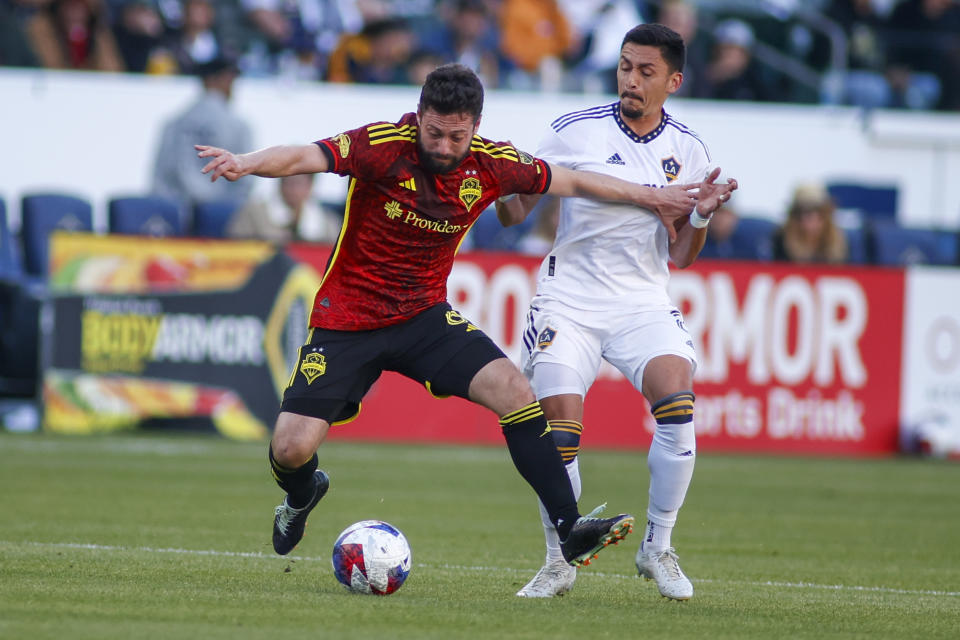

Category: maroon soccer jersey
[311, 112, 551, 330]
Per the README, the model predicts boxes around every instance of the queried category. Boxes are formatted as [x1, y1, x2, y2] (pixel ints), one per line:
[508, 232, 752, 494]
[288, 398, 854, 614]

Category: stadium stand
[0, 197, 19, 280]
[20, 193, 94, 277]
[192, 200, 241, 238]
[871, 220, 959, 266]
[468, 204, 536, 252]
[0, 197, 40, 398]
[108, 195, 184, 237]
[728, 216, 778, 261]
[844, 225, 869, 265]
[827, 182, 899, 219]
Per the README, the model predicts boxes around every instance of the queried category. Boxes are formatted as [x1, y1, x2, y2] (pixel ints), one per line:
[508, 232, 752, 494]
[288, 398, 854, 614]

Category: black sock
[499, 402, 580, 539]
[268, 447, 318, 508]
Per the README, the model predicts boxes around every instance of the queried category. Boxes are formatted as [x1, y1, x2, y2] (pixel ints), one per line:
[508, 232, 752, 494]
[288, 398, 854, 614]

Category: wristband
[689, 210, 711, 228]
[497, 193, 517, 204]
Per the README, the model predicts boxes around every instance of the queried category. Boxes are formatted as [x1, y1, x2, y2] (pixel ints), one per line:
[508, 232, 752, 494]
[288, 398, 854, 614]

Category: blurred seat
[826, 182, 898, 220]
[20, 193, 94, 277]
[821, 70, 941, 111]
[871, 221, 958, 266]
[0, 197, 21, 280]
[2, 196, 45, 398]
[844, 226, 868, 264]
[193, 200, 241, 238]
[466, 204, 535, 251]
[108, 196, 183, 237]
[729, 217, 778, 261]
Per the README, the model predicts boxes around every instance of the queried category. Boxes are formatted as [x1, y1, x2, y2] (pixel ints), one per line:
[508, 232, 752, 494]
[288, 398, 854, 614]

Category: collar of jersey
[613, 107, 668, 144]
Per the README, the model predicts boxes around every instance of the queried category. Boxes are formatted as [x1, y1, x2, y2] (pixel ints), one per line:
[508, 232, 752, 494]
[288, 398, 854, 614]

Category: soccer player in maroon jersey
[197, 64, 699, 570]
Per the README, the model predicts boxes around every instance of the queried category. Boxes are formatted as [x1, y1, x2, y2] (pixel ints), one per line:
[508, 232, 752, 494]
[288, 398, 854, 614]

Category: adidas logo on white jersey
[606, 153, 625, 165]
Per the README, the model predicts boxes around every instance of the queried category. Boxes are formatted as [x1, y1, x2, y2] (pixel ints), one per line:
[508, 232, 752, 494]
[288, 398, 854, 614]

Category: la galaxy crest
[537, 326, 557, 350]
[661, 155, 681, 182]
[459, 176, 482, 211]
[299, 351, 326, 383]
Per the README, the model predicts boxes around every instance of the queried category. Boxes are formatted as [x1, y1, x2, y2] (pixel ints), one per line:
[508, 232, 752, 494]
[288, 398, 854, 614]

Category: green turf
[1, 432, 958, 639]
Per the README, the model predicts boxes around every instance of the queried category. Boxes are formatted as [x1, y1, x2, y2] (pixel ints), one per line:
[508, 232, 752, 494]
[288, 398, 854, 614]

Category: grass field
[1, 431, 958, 639]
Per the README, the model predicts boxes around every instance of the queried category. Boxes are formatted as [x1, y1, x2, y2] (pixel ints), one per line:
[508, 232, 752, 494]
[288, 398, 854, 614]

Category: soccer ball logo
[332, 520, 412, 595]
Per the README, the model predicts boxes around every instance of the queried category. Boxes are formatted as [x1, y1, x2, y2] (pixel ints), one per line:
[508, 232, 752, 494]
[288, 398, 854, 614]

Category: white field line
[6, 540, 959, 599]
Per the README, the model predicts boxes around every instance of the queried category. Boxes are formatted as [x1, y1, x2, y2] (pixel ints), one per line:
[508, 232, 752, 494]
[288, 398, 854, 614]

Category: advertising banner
[43, 233, 319, 439]
[44, 236, 913, 456]
[290, 247, 905, 457]
[899, 267, 960, 457]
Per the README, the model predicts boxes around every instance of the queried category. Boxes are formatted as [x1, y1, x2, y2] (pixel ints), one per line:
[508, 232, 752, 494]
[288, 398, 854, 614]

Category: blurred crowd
[2, 0, 959, 110]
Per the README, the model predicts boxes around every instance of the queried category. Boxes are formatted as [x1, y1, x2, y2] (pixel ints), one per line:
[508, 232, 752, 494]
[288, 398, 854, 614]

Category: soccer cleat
[559, 503, 634, 568]
[635, 546, 694, 600]
[516, 559, 577, 598]
[272, 469, 329, 555]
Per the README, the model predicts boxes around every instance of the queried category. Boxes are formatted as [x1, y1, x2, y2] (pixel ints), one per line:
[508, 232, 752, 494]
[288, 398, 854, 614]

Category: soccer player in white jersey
[497, 23, 738, 599]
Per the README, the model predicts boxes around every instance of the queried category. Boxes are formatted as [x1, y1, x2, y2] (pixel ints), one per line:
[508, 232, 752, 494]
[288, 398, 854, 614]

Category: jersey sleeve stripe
[470, 140, 520, 160]
[369, 134, 416, 145]
[550, 102, 618, 132]
[539, 161, 552, 194]
[368, 123, 417, 145]
[664, 115, 711, 160]
[314, 141, 336, 171]
[367, 123, 415, 133]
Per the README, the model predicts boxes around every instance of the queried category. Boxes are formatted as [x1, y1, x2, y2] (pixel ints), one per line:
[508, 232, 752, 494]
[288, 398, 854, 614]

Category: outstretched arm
[196, 143, 329, 182]
[505, 163, 700, 240]
[669, 167, 739, 268]
[495, 193, 542, 227]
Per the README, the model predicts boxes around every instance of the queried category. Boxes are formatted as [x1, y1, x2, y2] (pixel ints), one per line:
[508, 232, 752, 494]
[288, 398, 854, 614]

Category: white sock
[644, 420, 696, 552]
[642, 519, 673, 552]
[540, 457, 580, 563]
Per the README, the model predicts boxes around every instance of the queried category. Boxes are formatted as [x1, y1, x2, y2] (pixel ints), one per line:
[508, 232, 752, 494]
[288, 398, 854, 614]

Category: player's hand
[694, 167, 738, 218]
[650, 182, 698, 242]
[196, 144, 247, 182]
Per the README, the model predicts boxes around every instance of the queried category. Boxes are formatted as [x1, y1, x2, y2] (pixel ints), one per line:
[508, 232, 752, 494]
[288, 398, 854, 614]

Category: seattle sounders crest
[459, 177, 482, 211]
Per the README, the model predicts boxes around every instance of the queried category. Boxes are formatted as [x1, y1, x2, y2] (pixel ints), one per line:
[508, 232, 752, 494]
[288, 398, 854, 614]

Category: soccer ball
[331, 520, 412, 595]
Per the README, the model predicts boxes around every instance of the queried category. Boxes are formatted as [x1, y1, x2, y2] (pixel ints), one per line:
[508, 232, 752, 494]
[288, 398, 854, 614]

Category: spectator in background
[558, 0, 647, 94]
[355, 0, 433, 20]
[515, 196, 560, 256]
[498, 0, 573, 91]
[153, 54, 252, 208]
[820, 0, 894, 108]
[694, 18, 771, 102]
[240, 0, 363, 78]
[111, 0, 167, 73]
[773, 182, 848, 264]
[826, 0, 887, 71]
[427, 0, 503, 88]
[26, 0, 124, 71]
[406, 48, 445, 85]
[885, 0, 960, 110]
[0, 0, 46, 67]
[656, 0, 708, 98]
[228, 173, 343, 243]
[326, 16, 414, 84]
[168, 0, 223, 75]
[697, 203, 739, 259]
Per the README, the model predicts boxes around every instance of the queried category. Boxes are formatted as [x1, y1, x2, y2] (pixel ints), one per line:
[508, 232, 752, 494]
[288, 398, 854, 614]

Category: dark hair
[418, 63, 484, 120]
[621, 23, 685, 73]
[361, 16, 409, 38]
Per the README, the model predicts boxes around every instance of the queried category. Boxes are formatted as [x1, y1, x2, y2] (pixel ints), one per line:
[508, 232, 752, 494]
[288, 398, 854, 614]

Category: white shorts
[520, 298, 698, 400]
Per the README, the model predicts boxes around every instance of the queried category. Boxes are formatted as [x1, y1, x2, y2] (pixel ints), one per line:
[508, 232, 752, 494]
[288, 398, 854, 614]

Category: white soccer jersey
[533, 101, 711, 311]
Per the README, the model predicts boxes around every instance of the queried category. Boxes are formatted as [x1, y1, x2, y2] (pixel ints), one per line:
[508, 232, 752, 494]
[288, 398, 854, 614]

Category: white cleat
[516, 560, 577, 598]
[635, 547, 693, 601]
